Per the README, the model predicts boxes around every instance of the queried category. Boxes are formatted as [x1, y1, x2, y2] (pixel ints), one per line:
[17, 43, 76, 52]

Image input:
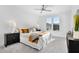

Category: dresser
[4, 33, 20, 47]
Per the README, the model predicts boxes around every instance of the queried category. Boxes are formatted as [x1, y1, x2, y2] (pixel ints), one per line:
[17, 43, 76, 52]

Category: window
[46, 23, 52, 30]
[46, 16, 60, 31]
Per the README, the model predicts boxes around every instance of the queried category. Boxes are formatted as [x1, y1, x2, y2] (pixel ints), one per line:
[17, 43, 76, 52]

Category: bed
[20, 31, 54, 50]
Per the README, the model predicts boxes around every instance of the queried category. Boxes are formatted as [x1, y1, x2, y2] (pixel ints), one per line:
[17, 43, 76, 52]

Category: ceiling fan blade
[35, 9, 42, 10]
[44, 10, 52, 12]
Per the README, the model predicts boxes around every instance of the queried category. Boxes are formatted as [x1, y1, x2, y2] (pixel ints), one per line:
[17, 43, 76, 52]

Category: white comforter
[20, 32, 51, 50]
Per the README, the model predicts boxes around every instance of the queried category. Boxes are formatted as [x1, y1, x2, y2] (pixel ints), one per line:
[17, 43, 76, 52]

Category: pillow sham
[20, 28, 29, 33]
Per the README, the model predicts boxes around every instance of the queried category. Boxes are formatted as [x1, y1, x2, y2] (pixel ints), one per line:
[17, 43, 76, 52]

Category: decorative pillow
[20, 28, 29, 33]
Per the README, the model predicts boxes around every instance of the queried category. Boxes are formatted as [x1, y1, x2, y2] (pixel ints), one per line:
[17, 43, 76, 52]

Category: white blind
[46, 16, 60, 24]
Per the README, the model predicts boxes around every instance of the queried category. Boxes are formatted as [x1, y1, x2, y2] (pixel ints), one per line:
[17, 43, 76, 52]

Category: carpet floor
[0, 37, 68, 53]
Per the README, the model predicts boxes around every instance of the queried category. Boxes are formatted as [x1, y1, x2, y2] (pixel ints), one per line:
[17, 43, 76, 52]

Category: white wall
[0, 6, 40, 32]
[0, 5, 40, 46]
[38, 10, 72, 38]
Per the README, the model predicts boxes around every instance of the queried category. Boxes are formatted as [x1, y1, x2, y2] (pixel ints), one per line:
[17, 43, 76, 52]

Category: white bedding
[20, 32, 53, 50]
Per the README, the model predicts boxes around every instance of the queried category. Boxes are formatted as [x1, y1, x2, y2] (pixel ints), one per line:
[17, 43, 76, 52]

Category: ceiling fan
[35, 5, 52, 13]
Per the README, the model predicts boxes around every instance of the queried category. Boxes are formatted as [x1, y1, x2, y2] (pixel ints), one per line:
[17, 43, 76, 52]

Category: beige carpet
[0, 37, 68, 53]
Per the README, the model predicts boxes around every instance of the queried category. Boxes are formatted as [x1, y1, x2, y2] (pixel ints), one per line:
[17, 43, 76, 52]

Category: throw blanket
[29, 32, 48, 44]
[37, 32, 48, 35]
[29, 33, 39, 44]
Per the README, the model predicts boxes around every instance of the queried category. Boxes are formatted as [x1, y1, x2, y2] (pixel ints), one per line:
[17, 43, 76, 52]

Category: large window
[46, 16, 60, 31]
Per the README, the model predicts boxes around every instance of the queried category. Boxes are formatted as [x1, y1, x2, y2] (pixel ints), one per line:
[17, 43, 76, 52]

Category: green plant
[74, 15, 79, 31]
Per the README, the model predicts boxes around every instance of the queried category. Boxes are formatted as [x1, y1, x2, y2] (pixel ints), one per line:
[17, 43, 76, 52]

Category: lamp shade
[8, 20, 16, 33]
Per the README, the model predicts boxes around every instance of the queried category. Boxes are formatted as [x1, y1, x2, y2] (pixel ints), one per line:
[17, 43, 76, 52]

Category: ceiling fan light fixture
[35, 5, 52, 13]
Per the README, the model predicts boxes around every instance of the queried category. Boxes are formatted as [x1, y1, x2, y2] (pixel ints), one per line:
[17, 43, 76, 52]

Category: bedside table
[68, 40, 79, 53]
[4, 33, 20, 47]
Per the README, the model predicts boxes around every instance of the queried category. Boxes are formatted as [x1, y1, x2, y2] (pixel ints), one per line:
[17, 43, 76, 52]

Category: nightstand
[68, 40, 79, 53]
[4, 33, 20, 47]
[66, 31, 79, 53]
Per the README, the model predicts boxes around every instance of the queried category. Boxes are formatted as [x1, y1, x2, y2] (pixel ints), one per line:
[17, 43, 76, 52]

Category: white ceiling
[16, 5, 72, 15]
